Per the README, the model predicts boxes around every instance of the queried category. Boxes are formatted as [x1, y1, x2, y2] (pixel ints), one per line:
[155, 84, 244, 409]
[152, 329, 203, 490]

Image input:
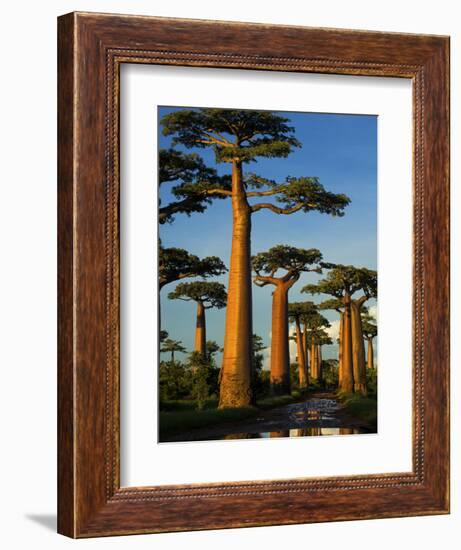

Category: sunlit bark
[310, 337, 318, 380]
[295, 316, 307, 388]
[338, 312, 344, 387]
[219, 161, 253, 408]
[367, 337, 375, 369]
[317, 344, 323, 381]
[194, 301, 206, 357]
[351, 298, 367, 395]
[341, 292, 354, 393]
[269, 282, 292, 393]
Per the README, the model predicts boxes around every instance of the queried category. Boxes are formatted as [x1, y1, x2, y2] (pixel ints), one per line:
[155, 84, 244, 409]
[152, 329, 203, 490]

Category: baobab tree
[303, 265, 377, 395]
[168, 281, 227, 357]
[362, 311, 377, 370]
[318, 297, 344, 384]
[161, 108, 350, 408]
[160, 338, 186, 363]
[308, 329, 332, 382]
[159, 148, 229, 224]
[288, 301, 317, 389]
[253, 246, 323, 394]
[159, 246, 226, 290]
[206, 340, 222, 363]
[302, 312, 331, 382]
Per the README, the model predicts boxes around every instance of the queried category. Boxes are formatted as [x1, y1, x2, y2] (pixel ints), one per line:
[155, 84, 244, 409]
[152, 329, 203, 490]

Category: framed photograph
[58, 12, 450, 537]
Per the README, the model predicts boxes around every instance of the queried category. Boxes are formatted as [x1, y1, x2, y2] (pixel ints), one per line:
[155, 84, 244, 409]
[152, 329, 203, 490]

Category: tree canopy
[160, 338, 186, 359]
[160, 108, 351, 218]
[253, 245, 323, 287]
[307, 328, 333, 346]
[159, 148, 231, 224]
[161, 108, 300, 163]
[288, 301, 317, 321]
[168, 281, 227, 309]
[302, 264, 377, 300]
[159, 246, 227, 289]
[362, 311, 378, 339]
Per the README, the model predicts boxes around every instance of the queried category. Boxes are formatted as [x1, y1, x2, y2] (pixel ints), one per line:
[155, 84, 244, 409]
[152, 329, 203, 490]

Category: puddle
[220, 427, 368, 440]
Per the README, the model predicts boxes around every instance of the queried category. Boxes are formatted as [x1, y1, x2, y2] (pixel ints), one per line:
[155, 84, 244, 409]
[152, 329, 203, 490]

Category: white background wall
[0, 1, 458, 548]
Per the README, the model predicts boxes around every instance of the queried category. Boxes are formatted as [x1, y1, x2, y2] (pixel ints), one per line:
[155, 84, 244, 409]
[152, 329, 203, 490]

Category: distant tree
[205, 340, 222, 362]
[362, 310, 377, 370]
[162, 107, 350, 408]
[318, 297, 344, 383]
[302, 314, 331, 382]
[288, 301, 317, 389]
[303, 265, 377, 395]
[159, 359, 190, 401]
[159, 148, 230, 224]
[160, 338, 186, 363]
[159, 246, 227, 290]
[253, 246, 322, 394]
[159, 329, 169, 343]
[307, 329, 332, 382]
[251, 333, 267, 397]
[168, 281, 227, 357]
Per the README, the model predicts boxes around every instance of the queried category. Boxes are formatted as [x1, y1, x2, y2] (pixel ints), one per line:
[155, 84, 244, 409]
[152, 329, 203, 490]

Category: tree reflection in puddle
[222, 427, 366, 440]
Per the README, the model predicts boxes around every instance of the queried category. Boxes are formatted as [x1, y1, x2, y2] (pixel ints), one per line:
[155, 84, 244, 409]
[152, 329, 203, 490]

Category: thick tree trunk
[219, 161, 253, 408]
[317, 344, 323, 381]
[295, 316, 307, 389]
[194, 301, 206, 357]
[303, 325, 309, 374]
[338, 311, 344, 387]
[310, 337, 318, 380]
[270, 283, 291, 394]
[351, 300, 367, 395]
[367, 337, 374, 369]
[341, 293, 354, 393]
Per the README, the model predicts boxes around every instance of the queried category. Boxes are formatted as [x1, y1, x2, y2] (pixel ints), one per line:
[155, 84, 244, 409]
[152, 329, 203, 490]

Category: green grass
[159, 406, 257, 439]
[256, 394, 299, 409]
[159, 397, 218, 412]
[159, 388, 317, 439]
[338, 392, 377, 428]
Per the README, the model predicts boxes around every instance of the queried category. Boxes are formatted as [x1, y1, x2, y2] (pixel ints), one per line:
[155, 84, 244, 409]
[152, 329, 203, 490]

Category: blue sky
[159, 107, 377, 365]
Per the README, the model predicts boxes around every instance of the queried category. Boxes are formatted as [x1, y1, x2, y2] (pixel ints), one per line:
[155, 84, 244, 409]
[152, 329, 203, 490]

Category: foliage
[322, 359, 339, 389]
[160, 108, 350, 218]
[338, 393, 377, 429]
[206, 340, 222, 361]
[159, 148, 229, 223]
[303, 264, 377, 300]
[251, 334, 268, 397]
[366, 368, 378, 398]
[161, 108, 300, 163]
[159, 360, 192, 401]
[288, 301, 319, 324]
[362, 310, 378, 339]
[252, 245, 322, 285]
[290, 363, 299, 391]
[159, 406, 258, 440]
[168, 281, 227, 309]
[187, 352, 220, 410]
[159, 245, 227, 289]
[160, 338, 186, 360]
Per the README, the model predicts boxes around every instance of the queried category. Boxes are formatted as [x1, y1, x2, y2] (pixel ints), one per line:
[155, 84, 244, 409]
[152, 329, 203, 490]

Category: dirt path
[162, 392, 374, 442]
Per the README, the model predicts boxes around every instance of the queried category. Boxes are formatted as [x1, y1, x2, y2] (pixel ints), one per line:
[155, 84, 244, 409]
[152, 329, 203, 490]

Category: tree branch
[246, 189, 280, 198]
[251, 203, 305, 215]
[253, 275, 280, 287]
[204, 188, 233, 196]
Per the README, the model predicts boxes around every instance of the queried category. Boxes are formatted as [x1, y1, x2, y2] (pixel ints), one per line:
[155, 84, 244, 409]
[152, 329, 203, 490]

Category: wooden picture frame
[57, 12, 450, 538]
